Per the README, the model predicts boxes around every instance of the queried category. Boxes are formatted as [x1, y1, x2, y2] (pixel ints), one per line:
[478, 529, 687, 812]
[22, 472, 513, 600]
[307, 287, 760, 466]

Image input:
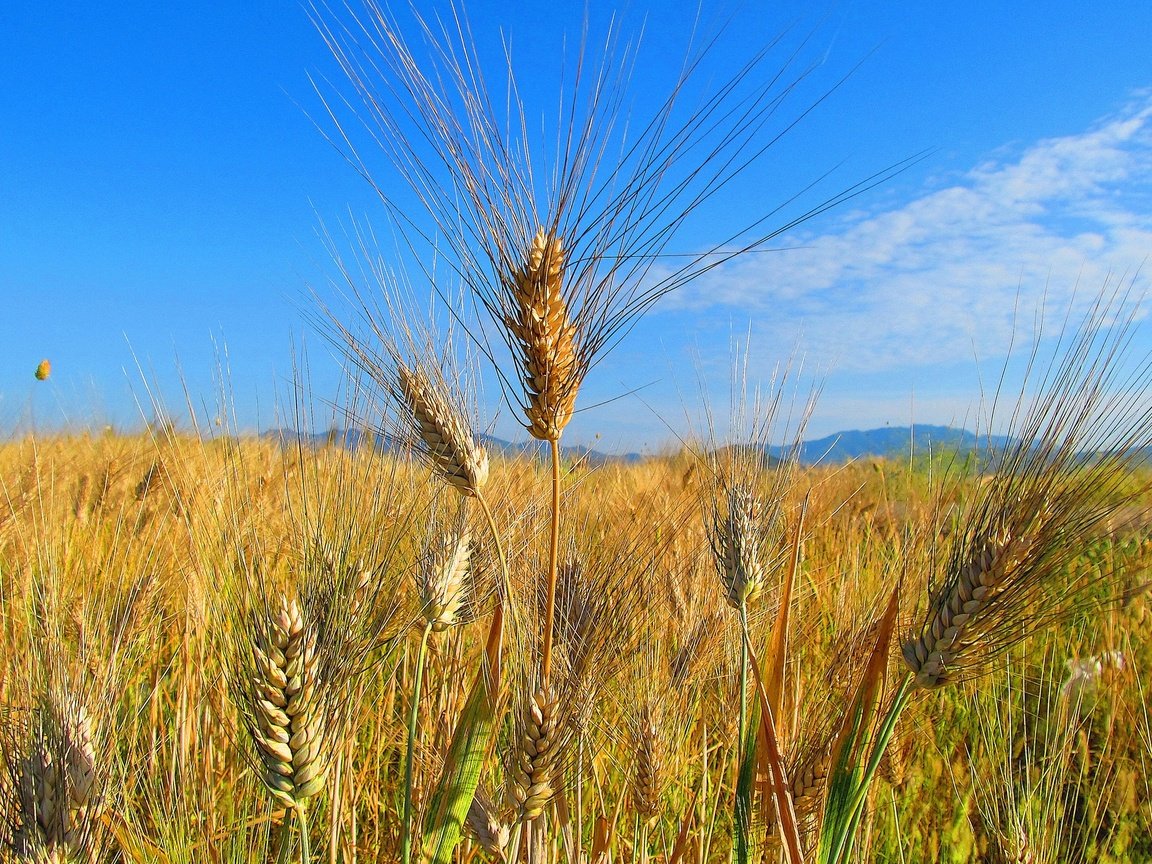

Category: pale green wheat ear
[709, 483, 771, 610]
[464, 787, 512, 862]
[415, 527, 472, 632]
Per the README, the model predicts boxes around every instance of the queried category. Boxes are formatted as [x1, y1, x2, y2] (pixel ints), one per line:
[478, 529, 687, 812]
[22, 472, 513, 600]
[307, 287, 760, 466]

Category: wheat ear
[766, 748, 828, 853]
[13, 696, 98, 861]
[505, 227, 579, 443]
[632, 702, 665, 819]
[508, 686, 560, 821]
[902, 528, 1032, 689]
[416, 530, 471, 632]
[398, 361, 489, 496]
[710, 484, 768, 609]
[465, 789, 511, 861]
[250, 595, 328, 806]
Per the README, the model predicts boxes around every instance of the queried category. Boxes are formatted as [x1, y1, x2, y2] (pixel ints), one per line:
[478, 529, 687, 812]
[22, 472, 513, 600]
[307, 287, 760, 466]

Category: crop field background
[1, 416, 1150, 863]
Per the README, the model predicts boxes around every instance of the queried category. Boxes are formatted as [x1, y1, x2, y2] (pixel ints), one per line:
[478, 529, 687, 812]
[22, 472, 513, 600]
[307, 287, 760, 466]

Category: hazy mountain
[260, 427, 644, 465]
[263, 424, 1007, 466]
[771, 424, 1012, 465]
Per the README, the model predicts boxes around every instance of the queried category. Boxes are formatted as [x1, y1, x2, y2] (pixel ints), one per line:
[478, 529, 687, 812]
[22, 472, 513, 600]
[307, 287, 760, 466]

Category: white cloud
[663, 94, 1152, 374]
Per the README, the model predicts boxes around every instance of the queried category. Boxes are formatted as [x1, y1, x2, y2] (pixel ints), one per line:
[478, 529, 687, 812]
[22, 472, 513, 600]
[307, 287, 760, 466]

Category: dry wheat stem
[541, 438, 563, 684]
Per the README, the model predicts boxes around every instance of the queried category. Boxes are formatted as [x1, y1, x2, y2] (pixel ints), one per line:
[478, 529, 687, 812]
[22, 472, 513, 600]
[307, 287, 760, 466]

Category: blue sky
[4, 1, 1152, 452]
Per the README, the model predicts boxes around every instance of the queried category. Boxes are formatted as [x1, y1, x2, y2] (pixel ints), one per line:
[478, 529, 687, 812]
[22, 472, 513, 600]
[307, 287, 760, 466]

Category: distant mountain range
[264, 424, 1013, 466]
[769, 424, 1013, 465]
[262, 426, 645, 465]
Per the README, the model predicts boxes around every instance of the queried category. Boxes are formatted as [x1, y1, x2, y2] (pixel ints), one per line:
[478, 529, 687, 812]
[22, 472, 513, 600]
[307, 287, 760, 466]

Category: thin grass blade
[818, 582, 902, 864]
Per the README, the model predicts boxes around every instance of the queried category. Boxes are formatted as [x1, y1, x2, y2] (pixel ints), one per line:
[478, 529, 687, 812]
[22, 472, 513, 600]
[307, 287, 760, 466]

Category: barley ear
[632, 702, 665, 819]
[902, 530, 1028, 689]
[464, 789, 511, 861]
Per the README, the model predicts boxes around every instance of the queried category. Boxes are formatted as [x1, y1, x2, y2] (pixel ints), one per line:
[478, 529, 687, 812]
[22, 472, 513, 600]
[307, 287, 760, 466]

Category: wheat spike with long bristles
[898, 287, 1152, 691]
[903, 524, 1035, 689]
[505, 227, 580, 443]
[397, 362, 490, 497]
[710, 484, 769, 610]
[249, 595, 328, 807]
[632, 701, 665, 820]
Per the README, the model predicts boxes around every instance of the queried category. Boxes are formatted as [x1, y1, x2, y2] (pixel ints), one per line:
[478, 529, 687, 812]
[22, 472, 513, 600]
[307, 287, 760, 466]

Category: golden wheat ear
[249, 594, 329, 807]
[397, 361, 490, 497]
[415, 527, 472, 632]
[505, 227, 581, 443]
[507, 684, 560, 822]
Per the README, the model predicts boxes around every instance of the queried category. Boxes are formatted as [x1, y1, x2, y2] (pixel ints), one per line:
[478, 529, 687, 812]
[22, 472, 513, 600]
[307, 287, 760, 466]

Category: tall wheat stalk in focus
[310, 0, 903, 694]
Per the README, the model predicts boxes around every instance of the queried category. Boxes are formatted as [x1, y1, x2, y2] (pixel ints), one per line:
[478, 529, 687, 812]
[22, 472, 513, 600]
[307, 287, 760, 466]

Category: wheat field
[0, 407, 1149, 862]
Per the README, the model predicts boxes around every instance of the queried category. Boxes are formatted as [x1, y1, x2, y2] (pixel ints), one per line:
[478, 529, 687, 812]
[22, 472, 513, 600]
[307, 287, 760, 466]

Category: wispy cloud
[663, 93, 1152, 374]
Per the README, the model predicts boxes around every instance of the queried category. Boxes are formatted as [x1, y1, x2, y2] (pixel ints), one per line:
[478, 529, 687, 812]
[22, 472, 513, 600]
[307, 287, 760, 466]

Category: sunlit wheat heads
[903, 286, 1152, 689]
